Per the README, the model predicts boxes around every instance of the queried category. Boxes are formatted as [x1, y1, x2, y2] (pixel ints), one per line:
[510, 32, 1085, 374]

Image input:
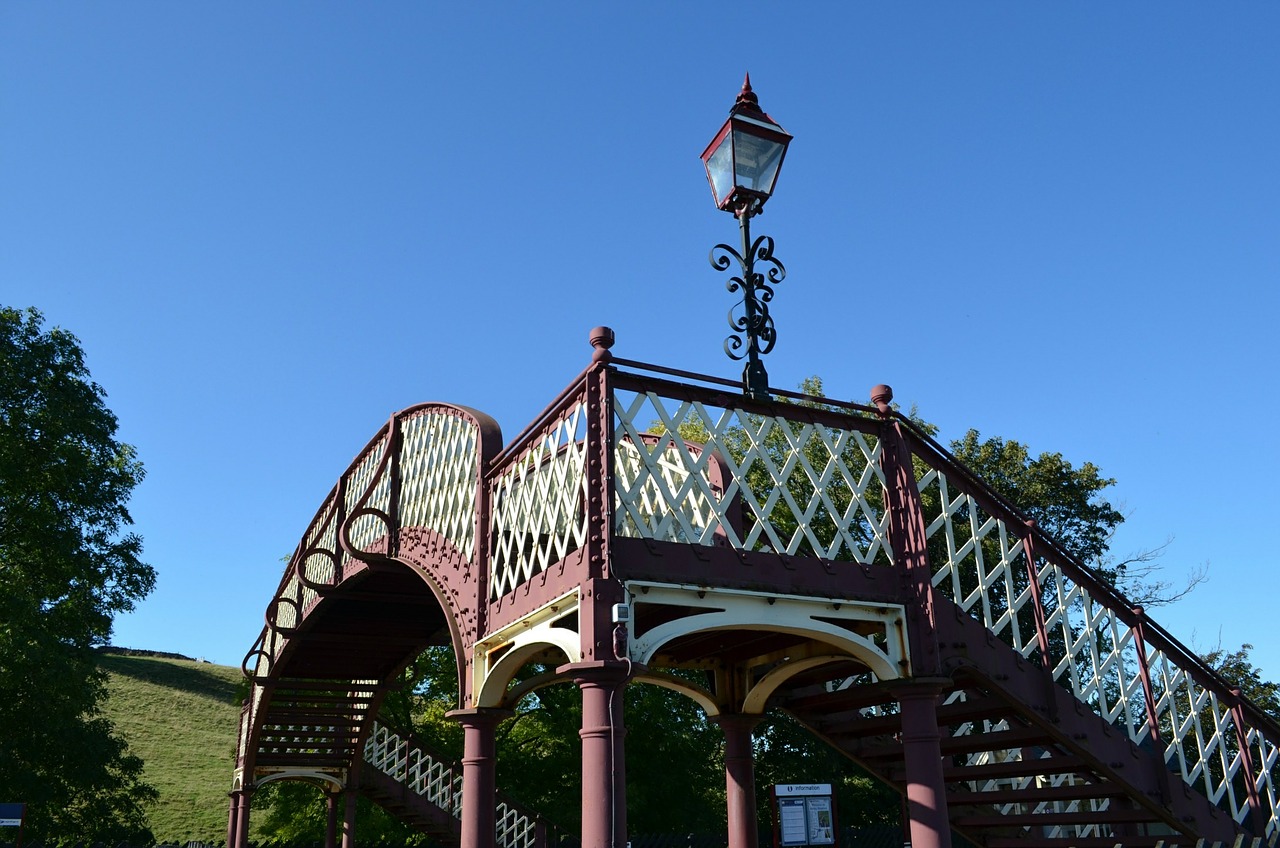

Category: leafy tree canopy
[0, 306, 158, 842]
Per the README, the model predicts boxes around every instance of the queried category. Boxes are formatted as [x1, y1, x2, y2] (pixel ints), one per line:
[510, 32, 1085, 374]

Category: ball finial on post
[589, 326, 615, 362]
[870, 384, 894, 416]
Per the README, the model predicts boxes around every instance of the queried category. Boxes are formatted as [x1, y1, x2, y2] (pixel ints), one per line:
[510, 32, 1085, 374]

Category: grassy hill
[99, 652, 247, 843]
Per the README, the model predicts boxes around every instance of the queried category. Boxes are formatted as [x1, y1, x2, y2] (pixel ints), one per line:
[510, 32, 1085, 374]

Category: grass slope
[99, 653, 245, 843]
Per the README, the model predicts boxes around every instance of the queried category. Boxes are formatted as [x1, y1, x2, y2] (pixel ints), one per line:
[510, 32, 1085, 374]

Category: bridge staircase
[359, 722, 551, 848]
[231, 349, 1280, 848]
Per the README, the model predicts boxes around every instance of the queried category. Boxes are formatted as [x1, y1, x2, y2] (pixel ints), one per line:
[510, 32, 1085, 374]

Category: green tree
[1204, 644, 1280, 719]
[0, 306, 158, 842]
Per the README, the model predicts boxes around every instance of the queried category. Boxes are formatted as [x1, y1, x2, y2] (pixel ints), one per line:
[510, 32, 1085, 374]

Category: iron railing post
[1130, 606, 1170, 806]
[1230, 687, 1266, 835]
[585, 337, 613, 583]
[872, 384, 940, 677]
[1021, 520, 1053, 672]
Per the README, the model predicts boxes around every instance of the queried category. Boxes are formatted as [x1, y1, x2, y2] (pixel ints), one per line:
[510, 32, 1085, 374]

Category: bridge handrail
[364, 720, 547, 848]
[485, 374, 593, 600]
[609, 367, 892, 564]
[242, 404, 498, 682]
[894, 408, 1280, 839]
[898, 409, 1280, 740]
[598, 359, 1278, 837]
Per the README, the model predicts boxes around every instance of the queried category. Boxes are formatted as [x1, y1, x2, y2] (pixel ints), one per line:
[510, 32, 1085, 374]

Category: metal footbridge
[229, 332, 1279, 848]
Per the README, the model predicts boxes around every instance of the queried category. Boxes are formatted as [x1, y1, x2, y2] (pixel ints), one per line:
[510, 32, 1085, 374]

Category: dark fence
[1, 828, 908, 848]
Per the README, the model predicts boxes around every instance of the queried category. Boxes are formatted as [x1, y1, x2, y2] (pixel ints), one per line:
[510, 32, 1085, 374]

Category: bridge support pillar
[226, 791, 238, 848]
[449, 707, 515, 848]
[893, 681, 951, 848]
[324, 790, 340, 848]
[340, 788, 358, 848]
[714, 714, 763, 848]
[226, 790, 246, 848]
[563, 661, 632, 848]
[230, 789, 252, 848]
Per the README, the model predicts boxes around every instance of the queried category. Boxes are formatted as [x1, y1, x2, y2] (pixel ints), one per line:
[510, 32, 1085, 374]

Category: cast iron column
[449, 708, 514, 848]
[340, 789, 358, 848]
[894, 682, 951, 848]
[564, 661, 630, 848]
[324, 790, 340, 848]
[225, 791, 241, 848]
[234, 787, 252, 848]
[714, 714, 763, 848]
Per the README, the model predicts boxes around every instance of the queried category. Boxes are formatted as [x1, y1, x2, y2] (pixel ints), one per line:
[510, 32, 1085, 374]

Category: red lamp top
[700, 74, 793, 215]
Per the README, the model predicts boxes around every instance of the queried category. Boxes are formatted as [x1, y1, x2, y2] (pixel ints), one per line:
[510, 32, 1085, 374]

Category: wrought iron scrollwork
[711, 234, 785, 362]
[709, 212, 785, 400]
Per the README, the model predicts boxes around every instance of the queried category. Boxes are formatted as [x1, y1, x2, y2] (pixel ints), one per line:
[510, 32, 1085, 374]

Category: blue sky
[3, 4, 1277, 679]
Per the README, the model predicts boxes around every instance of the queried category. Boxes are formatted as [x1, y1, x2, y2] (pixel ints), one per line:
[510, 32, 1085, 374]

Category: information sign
[0, 803, 24, 828]
[772, 784, 836, 847]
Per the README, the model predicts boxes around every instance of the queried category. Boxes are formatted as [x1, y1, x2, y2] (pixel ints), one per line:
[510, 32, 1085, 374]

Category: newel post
[872, 385, 951, 848]
[585, 327, 615, 583]
[871, 384, 940, 677]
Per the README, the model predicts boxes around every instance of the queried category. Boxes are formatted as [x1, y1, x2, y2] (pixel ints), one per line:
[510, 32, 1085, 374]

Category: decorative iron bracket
[710, 206, 785, 401]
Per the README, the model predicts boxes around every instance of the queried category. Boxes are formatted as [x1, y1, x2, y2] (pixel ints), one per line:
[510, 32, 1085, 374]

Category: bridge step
[359, 762, 461, 845]
[984, 838, 1176, 848]
[776, 594, 1254, 848]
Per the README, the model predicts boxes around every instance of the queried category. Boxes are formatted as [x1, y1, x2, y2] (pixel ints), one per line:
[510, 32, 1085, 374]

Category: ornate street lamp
[702, 73, 793, 401]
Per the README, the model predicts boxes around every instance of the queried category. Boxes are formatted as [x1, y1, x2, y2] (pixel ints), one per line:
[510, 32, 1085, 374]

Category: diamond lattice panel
[1148, 646, 1245, 815]
[345, 440, 390, 554]
[1246, 728, 1280, 841]
[1043, 573, 1145, 737]
[613, 390, 892, 564]
[298, 500, 339, 591]
[397, 411, 480, 561]
[910, 455, 1269, 832]
[919, 469, 1043, 662]
[489, 402, 589, 599]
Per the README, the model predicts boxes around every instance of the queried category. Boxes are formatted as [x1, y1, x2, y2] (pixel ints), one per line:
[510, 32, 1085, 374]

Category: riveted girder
[232, 354, 1280, 848]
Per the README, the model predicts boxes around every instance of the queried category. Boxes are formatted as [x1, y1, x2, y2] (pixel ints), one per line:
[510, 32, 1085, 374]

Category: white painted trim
[626, 582, 907, 683]
[472, 589, 582, 707]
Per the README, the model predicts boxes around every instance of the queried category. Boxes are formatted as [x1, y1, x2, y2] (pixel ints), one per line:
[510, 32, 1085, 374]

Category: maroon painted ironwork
[450, 709, 513, 848]
[232, 329, 1280, 848]
[1131, 606, 1163, 746]
[566, 661, 632, 848]
[894, 681, 952, 848]
[874, 384, 941, 679]
[714, 714, 763, 848]
[1232, 688, 1267, 835]
[701, 74, 792, 215]
[1019, 520, 1053, 672]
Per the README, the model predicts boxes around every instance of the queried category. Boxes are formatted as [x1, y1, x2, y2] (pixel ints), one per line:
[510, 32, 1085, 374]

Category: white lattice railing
[363, 722, 542, 848]
[603, 371, 1278, 841]
[488, 398, 589, 598]
[243, 406, 486, 682]
[910, 448, 1280, 842]
[612, 387, 893, 564]
[398, 410, 483, 561]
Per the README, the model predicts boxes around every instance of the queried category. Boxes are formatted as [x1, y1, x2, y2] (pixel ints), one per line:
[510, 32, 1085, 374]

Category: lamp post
[701, 74, 793, 402]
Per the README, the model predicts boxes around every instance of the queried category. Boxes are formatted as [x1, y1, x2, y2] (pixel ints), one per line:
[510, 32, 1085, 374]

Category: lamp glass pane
[705, 135, 735, 204]
[731, 129, 785, 196]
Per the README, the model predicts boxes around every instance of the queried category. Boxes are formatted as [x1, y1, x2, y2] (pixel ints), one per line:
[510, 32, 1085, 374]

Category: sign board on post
[0, 804, 24, 828]
[772, 784, 836, 848]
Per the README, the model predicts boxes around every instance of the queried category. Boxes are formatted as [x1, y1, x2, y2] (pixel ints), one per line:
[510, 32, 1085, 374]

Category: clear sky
[3, 4, 1277, 680]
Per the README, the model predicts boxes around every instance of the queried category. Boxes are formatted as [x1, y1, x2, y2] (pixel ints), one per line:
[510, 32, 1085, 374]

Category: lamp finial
[733, 72, 760, 114]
